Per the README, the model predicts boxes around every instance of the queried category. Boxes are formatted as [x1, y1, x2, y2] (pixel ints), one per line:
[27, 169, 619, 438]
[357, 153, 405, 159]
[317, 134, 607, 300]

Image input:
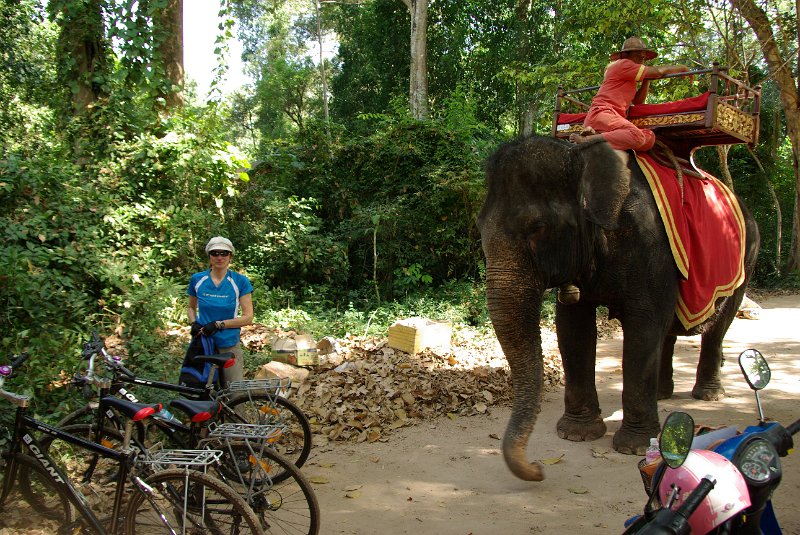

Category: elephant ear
[573, 140, 631, 230]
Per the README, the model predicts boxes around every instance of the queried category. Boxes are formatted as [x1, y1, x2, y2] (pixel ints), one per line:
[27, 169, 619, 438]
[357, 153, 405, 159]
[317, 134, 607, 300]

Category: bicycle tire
[221, 395, 312, 475]
[212, 446, 320, 535]
[56, 402, 97, 428]
[1, 454, 77, 531]
[124, 468, 264, 535]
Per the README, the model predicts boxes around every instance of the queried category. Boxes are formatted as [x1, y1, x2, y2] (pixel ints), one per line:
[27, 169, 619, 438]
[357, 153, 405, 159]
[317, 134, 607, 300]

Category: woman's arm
[214, 293, 254, 329]
[187, 295, 198, 323]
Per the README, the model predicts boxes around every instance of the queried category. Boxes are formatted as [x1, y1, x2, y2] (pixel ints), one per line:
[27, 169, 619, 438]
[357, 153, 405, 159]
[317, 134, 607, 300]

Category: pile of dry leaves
[240, 324, 566, 444]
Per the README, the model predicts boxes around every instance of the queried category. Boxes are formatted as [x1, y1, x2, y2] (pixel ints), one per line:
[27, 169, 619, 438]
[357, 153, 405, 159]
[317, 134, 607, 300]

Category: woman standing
[187, 236, 254, 384]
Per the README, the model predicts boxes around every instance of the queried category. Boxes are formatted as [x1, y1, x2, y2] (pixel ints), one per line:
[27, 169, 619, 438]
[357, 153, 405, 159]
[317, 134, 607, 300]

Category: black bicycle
[36, 352, 320, 535]
[61, 334, 312, 475]
[0, 353, 264, 535]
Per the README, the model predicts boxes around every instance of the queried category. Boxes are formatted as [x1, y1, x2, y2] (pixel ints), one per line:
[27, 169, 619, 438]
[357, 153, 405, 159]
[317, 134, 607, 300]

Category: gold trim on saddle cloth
[635, 153, 747, 329]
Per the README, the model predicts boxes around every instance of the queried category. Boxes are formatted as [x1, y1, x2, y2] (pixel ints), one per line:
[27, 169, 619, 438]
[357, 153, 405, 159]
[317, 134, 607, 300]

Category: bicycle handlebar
[786, 418, 800, 436]
[10, 352, 31, 369]
[0, 353, 32, 407]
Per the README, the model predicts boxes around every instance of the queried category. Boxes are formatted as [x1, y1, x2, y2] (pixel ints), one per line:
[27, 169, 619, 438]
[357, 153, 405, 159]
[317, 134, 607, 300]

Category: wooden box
[387, 318, 452, 354]
[271, 334, 319, 367]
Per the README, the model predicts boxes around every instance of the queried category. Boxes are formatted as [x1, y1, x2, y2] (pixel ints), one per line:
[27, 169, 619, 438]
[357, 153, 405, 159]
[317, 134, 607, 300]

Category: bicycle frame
[84, 345, 286, 433]
[1, 388, 133, 534]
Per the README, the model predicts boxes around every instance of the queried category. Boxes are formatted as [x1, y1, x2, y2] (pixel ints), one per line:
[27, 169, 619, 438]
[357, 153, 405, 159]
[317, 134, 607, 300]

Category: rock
[255, 361, 310, 385]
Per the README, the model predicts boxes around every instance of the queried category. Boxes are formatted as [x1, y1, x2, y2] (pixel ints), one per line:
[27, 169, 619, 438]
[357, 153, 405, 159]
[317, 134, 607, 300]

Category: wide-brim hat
[205, 236, 235, 254]
[610, 36, 657, 61]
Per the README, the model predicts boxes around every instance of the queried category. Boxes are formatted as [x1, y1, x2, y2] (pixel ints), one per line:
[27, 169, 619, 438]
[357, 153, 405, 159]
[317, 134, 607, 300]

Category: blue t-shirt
[187, 270, 253, 349]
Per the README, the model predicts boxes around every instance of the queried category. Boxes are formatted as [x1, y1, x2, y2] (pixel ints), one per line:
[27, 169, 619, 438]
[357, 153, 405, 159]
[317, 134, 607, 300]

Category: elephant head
[477, 136, 630, 480]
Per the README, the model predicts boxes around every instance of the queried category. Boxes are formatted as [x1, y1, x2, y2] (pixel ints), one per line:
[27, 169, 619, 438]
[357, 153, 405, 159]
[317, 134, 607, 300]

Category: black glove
[190, 321, 203, 337]
[201, 321, 219, 336]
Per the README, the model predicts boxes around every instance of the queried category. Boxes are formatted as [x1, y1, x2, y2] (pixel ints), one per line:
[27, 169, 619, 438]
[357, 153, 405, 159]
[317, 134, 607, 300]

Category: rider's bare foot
[569, 133, 599, 144]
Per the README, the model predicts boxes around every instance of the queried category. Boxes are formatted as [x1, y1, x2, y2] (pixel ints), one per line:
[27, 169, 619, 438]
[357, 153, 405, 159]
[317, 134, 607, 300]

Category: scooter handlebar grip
[786, 418, 800, 436]
[676, 476, 716, 520]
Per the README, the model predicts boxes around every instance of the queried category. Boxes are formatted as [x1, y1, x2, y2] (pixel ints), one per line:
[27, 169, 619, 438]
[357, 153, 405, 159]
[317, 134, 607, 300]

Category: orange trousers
[584, 107, 656, 151]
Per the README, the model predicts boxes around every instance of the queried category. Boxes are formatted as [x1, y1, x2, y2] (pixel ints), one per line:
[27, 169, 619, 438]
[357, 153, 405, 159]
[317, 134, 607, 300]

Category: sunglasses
[209, 250, 231, 257]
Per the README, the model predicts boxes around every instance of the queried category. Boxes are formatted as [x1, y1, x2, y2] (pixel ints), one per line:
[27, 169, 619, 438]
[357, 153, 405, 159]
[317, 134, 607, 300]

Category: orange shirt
[589, 59, 648, 116]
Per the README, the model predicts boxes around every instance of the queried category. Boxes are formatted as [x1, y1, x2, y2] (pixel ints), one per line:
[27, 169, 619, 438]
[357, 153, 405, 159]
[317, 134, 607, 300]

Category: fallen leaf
[345, 490, 362, 499]
[309, 477, 330, 484]
[489, 433, 500, 440]
[568, 487, 589, 494]
[447, 412, 457, 421]
[540, 454, 565, 465]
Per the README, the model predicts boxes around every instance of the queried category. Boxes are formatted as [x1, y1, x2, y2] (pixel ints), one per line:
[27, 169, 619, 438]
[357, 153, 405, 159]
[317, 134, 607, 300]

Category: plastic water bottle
[645, 437, 661, 464]
[155, 407, 181, 424]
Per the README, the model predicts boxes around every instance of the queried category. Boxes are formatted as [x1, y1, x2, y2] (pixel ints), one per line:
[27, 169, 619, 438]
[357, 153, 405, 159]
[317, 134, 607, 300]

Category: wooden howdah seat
[552, 63, 761, 158]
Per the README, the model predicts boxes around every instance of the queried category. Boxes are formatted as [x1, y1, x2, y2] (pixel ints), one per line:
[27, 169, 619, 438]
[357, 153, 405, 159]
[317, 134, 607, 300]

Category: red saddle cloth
[634, 152, 746, 329]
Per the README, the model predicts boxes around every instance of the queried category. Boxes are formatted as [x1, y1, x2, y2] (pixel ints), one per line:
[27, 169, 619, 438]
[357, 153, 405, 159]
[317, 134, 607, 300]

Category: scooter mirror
[659, 411, 695, 469]
[739, 349, 771, 391]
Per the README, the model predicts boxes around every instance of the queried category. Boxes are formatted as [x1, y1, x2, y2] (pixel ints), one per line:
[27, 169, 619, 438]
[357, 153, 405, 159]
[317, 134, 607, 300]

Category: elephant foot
[692, 383, 725, 401]
[657, 381, 674, 400]
[556, 413, 606, 442]
[613, 424, 659, 455]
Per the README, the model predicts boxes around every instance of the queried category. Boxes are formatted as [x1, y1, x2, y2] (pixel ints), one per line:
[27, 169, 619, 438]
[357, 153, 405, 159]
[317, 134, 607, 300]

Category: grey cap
[205, 236, 235, 254]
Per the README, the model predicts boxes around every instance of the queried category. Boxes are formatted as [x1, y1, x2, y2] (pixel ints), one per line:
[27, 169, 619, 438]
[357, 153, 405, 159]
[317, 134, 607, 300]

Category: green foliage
[231, 194, 349, 293]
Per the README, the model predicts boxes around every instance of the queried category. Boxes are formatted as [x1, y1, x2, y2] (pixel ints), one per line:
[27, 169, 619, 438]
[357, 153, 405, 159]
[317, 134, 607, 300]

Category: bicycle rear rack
[225, 377, 291, 396]
[140, 448, 224, 471]
[207, 422, 285, 442]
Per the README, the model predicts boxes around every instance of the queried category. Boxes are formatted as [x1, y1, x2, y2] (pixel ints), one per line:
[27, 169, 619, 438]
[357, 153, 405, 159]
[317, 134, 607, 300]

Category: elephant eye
[530, 222, 546, 238]
[527, 222, 547, 252]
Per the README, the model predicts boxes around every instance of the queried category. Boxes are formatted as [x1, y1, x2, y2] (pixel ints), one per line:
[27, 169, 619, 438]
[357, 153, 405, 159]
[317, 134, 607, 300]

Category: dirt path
[306, 293, 800, 534]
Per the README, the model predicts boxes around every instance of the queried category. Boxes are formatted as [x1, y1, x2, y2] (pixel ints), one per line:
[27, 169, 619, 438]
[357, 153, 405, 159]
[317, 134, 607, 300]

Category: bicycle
[0, 353, 264, 535]
[38, 354, 321, 535]
[62, 334, 312, 474]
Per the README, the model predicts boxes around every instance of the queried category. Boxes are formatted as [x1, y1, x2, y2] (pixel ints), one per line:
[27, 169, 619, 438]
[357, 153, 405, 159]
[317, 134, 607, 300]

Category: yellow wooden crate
[387, 318, 452, 354]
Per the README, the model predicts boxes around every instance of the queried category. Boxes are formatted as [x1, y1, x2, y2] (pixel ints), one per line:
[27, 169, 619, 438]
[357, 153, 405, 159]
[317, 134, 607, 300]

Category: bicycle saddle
[169, 398, 221, 423]
[101, 395, 162, 422]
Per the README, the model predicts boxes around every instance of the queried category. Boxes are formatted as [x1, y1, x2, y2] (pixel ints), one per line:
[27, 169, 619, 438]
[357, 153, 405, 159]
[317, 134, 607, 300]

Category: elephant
[476, 135, 760, 482]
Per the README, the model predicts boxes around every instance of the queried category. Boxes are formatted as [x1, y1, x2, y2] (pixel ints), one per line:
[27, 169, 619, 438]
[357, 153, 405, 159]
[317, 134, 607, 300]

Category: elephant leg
[555, 301, 606, 442]
[692, 291, 743, 400]
[658, 335, 677, 400]
[614, 316, 667, 455]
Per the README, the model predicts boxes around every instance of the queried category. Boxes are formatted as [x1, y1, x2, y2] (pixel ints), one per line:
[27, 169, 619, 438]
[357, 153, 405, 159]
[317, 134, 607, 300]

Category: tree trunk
[716, 145, 734, 188]
[54, 0, 108, 115]
[516, 0, 534, 136]
[748, 146, 783, 275]
[730, 0, 800, 271]
[154, 0, 184, 109]
[314, 0, 330, 136]
[401, 0, 429, 120]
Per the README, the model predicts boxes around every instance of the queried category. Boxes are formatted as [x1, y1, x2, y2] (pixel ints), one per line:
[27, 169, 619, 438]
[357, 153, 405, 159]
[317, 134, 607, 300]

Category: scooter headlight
[734, 437, 779, 485]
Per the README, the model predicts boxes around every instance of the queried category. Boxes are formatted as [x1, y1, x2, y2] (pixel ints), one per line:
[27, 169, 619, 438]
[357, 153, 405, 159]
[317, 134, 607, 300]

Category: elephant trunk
[485, 262, 546, 481]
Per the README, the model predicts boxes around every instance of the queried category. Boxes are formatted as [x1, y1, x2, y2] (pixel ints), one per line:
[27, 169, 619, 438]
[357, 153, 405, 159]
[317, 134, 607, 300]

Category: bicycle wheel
[57, 402, 97, 428]
[221, 395, 311, 473]
[1, 454, 76, 531]
[214, 446, 320, 535]
[124, 468, 264, 535]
